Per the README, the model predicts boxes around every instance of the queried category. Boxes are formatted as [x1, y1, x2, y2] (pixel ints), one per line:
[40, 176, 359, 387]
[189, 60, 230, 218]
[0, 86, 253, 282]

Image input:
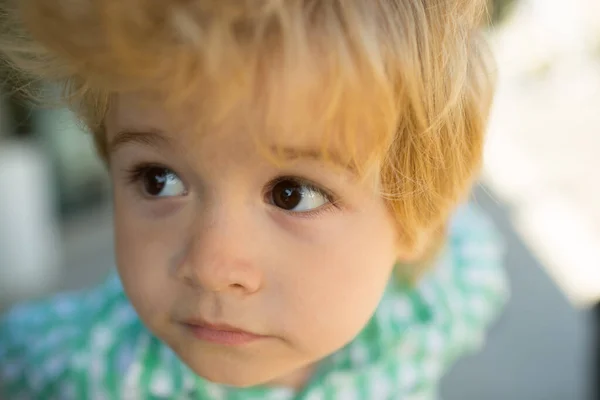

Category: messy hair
[0, 0, 495, 266]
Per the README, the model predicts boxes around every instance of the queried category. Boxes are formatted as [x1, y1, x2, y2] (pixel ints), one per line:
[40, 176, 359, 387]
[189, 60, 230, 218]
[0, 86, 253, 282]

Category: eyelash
[123, 162, 187, 199]
[265, 176, 336, 201]
[123, 163, 341, 215]
[264, 176, 341, 217]
[125, 162, 168, 185]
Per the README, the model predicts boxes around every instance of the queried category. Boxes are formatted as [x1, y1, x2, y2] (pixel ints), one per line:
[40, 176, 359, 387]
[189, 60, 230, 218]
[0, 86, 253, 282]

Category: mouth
[182, 319, 267, 346]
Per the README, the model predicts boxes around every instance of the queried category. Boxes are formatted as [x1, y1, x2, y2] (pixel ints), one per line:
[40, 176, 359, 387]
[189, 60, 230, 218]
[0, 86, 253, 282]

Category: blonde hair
[0, 0, 495, 267]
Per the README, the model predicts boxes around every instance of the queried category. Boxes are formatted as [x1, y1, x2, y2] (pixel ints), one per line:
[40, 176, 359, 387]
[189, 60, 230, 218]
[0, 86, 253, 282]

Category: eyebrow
[273, 147, 355, 173]
[108, 130, 172, 154]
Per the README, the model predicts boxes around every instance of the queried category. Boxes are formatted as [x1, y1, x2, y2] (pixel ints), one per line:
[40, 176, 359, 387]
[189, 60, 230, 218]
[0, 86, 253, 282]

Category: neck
[266, 363, 316, 391]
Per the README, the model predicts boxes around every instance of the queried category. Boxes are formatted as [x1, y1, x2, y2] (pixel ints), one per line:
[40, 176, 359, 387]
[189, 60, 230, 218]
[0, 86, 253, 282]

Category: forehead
[100, 14, 397, 171]
[107, 91, 322, 155]
[107, 89, 382, 173]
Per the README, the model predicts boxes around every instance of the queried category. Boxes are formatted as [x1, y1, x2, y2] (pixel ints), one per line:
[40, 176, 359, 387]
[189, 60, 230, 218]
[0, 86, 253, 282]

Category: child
[0, 0, 508, 398]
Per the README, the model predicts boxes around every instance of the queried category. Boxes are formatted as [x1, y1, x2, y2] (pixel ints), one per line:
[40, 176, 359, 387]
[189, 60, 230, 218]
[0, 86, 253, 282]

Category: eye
[269, 178, 331, 212]
[130, 165, 187, 198]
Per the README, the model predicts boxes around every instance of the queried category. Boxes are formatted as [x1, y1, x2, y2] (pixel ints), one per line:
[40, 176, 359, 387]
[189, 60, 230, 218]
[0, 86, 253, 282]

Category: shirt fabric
[0, 204, 509, 399]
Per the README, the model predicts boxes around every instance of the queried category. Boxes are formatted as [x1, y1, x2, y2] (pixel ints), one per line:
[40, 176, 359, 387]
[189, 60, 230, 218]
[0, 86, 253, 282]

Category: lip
[182, 319, 266, 346]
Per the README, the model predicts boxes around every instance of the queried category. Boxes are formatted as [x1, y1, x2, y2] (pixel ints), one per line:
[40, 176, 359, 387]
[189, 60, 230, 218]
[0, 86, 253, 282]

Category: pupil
[272, 180, 302, 210]
[143, 167, 168, 196]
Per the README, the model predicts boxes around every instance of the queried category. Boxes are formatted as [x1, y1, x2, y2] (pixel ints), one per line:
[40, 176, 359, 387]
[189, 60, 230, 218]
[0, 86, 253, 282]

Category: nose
[175, 209, 263, 295]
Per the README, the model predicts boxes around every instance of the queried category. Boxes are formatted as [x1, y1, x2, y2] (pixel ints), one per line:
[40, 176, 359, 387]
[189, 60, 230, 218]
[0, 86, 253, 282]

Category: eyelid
[125, 162, 179, 181]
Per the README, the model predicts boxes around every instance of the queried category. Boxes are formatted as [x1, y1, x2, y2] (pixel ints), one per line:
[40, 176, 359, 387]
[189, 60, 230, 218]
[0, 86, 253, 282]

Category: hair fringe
[0, 0, 496, 272]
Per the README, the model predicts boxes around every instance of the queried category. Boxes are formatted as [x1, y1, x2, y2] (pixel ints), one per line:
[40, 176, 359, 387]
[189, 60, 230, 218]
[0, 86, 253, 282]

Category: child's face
[106, 93, 399, 388]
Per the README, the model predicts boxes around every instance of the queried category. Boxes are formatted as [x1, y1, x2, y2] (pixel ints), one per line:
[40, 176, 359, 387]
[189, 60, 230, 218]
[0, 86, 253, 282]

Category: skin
[105, 92, 401, 390]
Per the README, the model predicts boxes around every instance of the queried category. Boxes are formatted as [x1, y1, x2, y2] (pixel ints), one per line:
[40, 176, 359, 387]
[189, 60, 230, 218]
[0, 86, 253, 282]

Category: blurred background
[0, 0, 599, 398]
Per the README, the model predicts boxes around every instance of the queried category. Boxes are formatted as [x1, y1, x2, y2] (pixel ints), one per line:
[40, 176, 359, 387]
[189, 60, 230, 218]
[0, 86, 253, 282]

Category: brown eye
[270, 179, 329, 212]
[271, 180, 302, 210]
[139, 166, 186, 197]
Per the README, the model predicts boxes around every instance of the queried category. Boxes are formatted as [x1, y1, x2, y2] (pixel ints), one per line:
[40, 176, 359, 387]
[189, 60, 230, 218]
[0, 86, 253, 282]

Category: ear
[395, 229, 432, 263]
[394, 224, 449, 281]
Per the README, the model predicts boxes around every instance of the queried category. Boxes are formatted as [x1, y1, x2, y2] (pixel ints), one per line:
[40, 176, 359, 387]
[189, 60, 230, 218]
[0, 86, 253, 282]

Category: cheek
[275, 212, 397, 355]
[112, 192, 183, 327]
